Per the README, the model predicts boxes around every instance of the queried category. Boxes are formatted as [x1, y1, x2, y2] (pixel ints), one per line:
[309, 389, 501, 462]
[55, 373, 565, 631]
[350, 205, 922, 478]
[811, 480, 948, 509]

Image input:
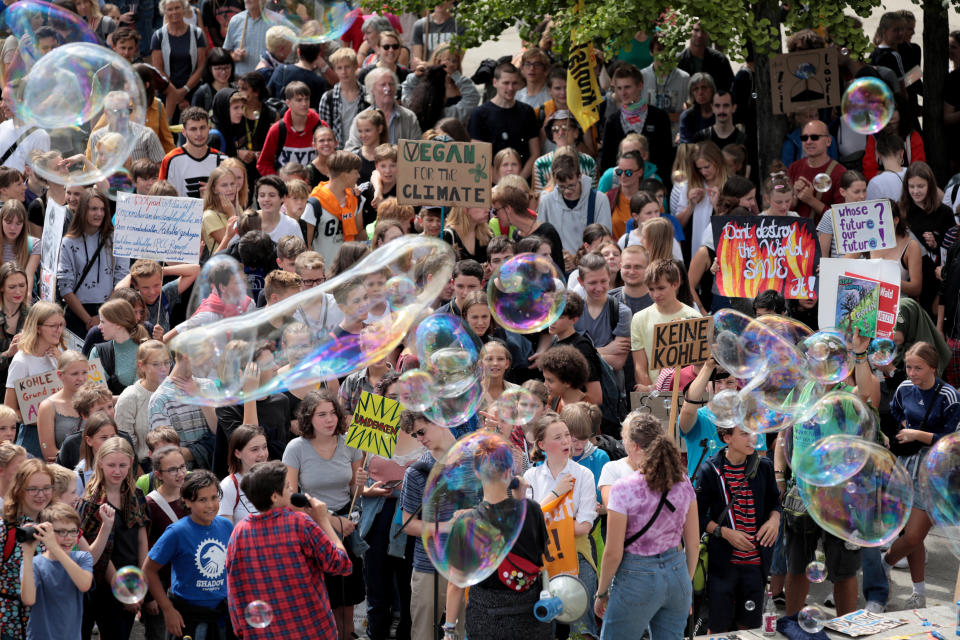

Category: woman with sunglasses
[607, 150, 645, 238]
[357, 30, 410, 90]
[532, 110, 596, 196]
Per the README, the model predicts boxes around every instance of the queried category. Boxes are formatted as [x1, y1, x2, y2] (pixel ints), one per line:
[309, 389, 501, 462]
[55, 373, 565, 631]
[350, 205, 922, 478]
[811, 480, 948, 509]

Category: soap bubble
[103, 170, 135, 201]
[798, 605, 828, 633]
[798, 331, 853, 384]
[423, 381, 483, 429]
[422, 432, 526, 587]
[262, 0, 362, 44]
[744, 600, 756, 611]
[798, 435, 912, 546]
[812, 173, 833, 193]
[920, 433, 960, 560]
[384, 275, 417, 311]
[416, 314, 479, 366]
[868, 338, 896, 366]
[786, 390, 877, 474]
[756, 315, 814, 344]
[495, 386, 541, 427]
[712, 308, 802, 379]
[751, 92, 758, 99]
[806, 559, 827, 583]
[840, 47, 850, 56]
[169, 236, 455, 405]
[112, 566, 147, 604]
[397, 369, 435, 411]
[708, 389, 741, 428]
[487, 253, 566, 334]
[244, 600, 273, 628]
[19, 43, 148, 186]
[841, 77, 894, 135]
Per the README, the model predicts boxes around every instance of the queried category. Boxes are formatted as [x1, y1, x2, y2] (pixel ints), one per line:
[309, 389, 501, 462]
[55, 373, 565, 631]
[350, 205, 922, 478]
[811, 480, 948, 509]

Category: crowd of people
[0, 1, 957, 639]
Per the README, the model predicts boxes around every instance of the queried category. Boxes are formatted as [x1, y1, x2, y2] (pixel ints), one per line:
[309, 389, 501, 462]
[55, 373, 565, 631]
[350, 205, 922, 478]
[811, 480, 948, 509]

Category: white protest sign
[818, 258, 901, 331]
[14, 371, 61, 424]
[39, 199, 67, 302]
[113, 193, 203, 263]
[831, 199, 896, 255]
[87, 358, 108, 386]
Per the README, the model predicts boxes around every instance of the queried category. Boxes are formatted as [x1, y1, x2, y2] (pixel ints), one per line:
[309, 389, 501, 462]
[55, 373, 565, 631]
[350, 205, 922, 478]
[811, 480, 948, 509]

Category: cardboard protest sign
[831, 199, 896, 255]
[652, 317, 713, 370]
[345, 391, 402, 457]
[397, 139, 492, 208]
[818, 258, 901, 332]
[14, 371, 61, 424]
[770, 48, 841, 115]
[541, 488, 578, 577]
[712, 216, 819, 300]
[113, 193, 203, 264]
[39, 199, 67, 302]
[87, 358, 109, 387]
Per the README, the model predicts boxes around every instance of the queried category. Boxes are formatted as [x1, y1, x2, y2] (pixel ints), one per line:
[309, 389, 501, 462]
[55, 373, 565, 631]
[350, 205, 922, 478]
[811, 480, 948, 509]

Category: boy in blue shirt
[143, 470, 234, 639]
[562, 402, 610, 502]
[20, 503, 94, 640]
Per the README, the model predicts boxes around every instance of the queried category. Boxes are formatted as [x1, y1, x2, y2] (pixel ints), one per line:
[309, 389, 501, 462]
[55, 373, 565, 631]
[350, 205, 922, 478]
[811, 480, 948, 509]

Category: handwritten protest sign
[770, 48, 841, 115]
[541, 488, 578, 577]
[39, 199, 67, 302]
[14, 359, 115, 423]
[712, 216, 819, 300]
[87, 358, 108, 386]
[397, 139, 492, 208]
[652, 317, 713, 370]
[831, 199, 895, 255]
[818, 258, 901, 333]
[345, 391, 402, 457]
[113, 193, 203, 263]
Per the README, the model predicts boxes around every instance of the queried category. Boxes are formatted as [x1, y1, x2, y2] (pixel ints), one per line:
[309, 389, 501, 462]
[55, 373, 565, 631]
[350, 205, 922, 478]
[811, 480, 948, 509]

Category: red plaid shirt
[226, 507, 351, 638]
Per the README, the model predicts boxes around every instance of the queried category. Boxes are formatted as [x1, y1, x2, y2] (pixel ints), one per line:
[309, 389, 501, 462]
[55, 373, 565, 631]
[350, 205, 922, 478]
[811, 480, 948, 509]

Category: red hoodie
[256, 108, 327, 176]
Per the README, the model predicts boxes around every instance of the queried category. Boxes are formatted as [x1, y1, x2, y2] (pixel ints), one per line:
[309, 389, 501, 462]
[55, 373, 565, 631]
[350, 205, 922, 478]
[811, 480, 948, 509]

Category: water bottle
[763, 590, 777, 636]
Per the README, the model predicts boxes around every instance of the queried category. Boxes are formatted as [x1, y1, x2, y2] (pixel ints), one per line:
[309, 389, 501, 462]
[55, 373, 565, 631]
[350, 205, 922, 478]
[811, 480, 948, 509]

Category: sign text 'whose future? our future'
[830, 199, 896, 255]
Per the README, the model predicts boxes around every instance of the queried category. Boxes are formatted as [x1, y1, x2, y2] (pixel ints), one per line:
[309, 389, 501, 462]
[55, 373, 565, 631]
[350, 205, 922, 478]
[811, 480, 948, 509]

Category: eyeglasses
[551, 125, 570, 133]
[41, 321, 65, 329]
[522, 61, 546, 70]
[302, 278, 324, 287]
[381, 43, 400, 50]
[800, 134, 824, 141]
[24, 485, 53, 495]
[615, 168, 636, 177]
[148, 360, 172, 369]
[53, 528, 80, 538]
[411, 428, 427, 438]
[160, 464, 187, 475]
[557, 181, 580, 194]
[212, 64, 232, 72]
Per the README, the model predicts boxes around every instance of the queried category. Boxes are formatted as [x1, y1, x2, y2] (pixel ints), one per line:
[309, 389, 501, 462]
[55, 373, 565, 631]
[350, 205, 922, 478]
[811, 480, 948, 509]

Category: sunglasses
[411, 428, 428, 438]
[615, 168, 636, 177]
[381, 43, 400, 50]
[800, 134, 824, 141]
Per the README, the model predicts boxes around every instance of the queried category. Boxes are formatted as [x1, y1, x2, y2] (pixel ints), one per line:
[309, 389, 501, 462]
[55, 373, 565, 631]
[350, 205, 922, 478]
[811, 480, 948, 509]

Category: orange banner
[541, 489, 578, 577]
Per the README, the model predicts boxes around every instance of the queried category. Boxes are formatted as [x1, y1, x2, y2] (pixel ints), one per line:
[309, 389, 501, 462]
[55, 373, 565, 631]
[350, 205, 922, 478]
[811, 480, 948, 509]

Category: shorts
[783, 512, 860, 581]
[899, 450, 929, 512]
[706, 562, 764, 632]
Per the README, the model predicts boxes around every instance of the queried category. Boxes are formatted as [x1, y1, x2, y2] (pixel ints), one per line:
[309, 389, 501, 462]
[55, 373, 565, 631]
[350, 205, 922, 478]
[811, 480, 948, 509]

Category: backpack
[598, 297, 629, 428]
[594, 433, 626, 461]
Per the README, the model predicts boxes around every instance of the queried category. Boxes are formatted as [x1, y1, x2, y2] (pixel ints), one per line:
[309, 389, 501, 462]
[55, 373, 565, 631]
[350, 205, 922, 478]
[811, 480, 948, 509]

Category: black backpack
[597, 297, 629, 428]
[595, 433, 626, 461]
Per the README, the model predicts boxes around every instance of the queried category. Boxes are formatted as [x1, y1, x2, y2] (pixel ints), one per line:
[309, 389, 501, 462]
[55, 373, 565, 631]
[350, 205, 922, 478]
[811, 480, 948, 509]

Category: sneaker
[903, 592, 926, 609]
[894, 557, 909, 569]
[865, 601, 885, 614]
[772, 593, 786, 608]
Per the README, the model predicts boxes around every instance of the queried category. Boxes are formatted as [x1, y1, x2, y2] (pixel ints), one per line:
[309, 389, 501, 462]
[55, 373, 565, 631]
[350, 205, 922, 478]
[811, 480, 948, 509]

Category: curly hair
[623, 412, 684, 494]
[538, 345, 588, 390]
[296, 389, 348, 438]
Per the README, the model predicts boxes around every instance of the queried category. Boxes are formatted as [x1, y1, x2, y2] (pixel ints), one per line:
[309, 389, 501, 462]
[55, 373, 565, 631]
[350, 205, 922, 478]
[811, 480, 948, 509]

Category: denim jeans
[861, 547, 890, 606]
[600, 549, 692, 640]
[573, 553, 599, 638]
[770, 516, 787, 576]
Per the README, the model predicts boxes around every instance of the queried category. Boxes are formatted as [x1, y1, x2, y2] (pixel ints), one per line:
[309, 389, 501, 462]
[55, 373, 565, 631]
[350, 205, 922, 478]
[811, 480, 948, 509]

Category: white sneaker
[903, 592, 926, 609]
[894, 557, 909, 569]
[865, 601, 885, 614]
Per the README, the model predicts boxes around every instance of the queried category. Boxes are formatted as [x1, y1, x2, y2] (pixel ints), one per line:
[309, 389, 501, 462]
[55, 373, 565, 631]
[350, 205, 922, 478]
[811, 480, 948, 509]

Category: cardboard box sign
[770, 48, 841, 115]
[652, 316, 714, 370]
[397, 139, 492, 208]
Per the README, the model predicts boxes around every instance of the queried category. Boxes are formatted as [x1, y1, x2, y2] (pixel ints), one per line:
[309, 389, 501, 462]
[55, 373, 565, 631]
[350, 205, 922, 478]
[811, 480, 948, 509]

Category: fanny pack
[496, 551, 541, 592]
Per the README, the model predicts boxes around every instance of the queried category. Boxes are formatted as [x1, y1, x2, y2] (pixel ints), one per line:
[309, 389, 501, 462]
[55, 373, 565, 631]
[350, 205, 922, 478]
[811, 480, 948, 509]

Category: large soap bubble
[488, 253, 566, 334]
[20, 42, 147, 186]
[920, 433, 960, 560]
[261, 0, 362, 43]
[797, 435, 912, 547]
[422, 432, 526, 587]
[798, 330, 853, 384]
[169, 236, 455, 405]
[495, 386, 541, 427]
[841, 77, 894, 135]
[785, 390, 877, 477]
[755, 315, 814, 345]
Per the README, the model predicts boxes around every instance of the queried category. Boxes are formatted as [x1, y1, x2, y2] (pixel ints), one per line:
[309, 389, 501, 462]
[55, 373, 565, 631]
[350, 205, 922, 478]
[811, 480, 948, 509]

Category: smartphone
[383, 479, 403, 489]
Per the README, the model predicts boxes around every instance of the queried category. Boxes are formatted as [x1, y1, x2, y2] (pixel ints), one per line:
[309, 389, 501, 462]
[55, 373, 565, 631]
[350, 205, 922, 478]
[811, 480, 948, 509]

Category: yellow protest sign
[345, 391, 402, 458]
[541, 488, 578, 577]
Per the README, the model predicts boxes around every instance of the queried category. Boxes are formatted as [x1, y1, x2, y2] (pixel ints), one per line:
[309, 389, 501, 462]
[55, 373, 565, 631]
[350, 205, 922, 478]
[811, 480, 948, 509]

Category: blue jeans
[600, 549, 692, 640]
[573, 553, 599, 638]
[770, 517, 787, 576]
[861, 547, 889, 606]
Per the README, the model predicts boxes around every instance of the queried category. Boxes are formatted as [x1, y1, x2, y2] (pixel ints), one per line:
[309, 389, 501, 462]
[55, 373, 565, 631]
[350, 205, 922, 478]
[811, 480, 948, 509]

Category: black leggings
[82, 581, 136, 640]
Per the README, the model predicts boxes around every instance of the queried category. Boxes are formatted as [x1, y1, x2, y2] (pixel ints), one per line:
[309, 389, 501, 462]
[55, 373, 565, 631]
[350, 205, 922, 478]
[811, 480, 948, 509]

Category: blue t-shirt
[148, 516, 234, 607]
[573, 446, 610, 502]
[25, 551, 93, 640]
[683, 406, 766, 480]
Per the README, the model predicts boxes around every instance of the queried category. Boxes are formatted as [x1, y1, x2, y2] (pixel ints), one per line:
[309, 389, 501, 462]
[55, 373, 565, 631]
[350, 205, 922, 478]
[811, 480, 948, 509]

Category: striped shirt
[722, 460, 760, 565]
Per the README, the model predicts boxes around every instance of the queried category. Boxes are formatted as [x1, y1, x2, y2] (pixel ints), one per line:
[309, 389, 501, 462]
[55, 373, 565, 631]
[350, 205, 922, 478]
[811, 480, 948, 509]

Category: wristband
[551, 489, 560, 498]
[683, 395, 707, 405]
[854, 351, 868, 357]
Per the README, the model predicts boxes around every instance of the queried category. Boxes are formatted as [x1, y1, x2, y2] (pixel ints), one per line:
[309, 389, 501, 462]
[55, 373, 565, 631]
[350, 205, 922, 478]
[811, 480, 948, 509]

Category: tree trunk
[752, 0, 788, 178]
[922, 0, 949, 184]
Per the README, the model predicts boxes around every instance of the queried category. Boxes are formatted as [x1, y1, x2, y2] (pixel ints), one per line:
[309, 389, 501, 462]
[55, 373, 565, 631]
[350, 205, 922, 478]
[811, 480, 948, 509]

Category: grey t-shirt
[340, 94, 361, 141]
[610, 286, 653, 316]
[574, 296, 632, 349]
[282, 435, 361, 511]
[411, 16, 461, 60]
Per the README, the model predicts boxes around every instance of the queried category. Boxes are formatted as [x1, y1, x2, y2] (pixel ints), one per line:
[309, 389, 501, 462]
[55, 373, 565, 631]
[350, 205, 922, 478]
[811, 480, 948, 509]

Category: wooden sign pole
[667, 365, 681, 442]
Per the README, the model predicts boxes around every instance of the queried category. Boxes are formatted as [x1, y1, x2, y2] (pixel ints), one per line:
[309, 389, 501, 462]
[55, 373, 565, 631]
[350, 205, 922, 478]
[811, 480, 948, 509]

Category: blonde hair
[329, 46, 358, 68]
[265, 25, 296, 53]
[640, 217, 675, 263]
[687, 142, 730, 190]
[203, 166, 236, 217]
[20, 301, 65, 355]
[83, 436, 136, 501]
[57, 349, 87, 372]
[444, 207, 492, 252]
[48, 463, 78, 500]
[0, 441, 25, 467]
[220, 157, 249, 209]
[0, 405, 18, 427]
[560, 401, 600, 440]
[136, 339, 169, 380]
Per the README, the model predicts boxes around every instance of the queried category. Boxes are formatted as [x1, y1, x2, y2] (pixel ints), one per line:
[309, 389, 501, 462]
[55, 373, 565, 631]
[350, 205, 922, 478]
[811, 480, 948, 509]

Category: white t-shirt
[264, 214, 304, 244]
[219, 473, 258, 523]
[597, 457, 636, 489]
[6, 352, 57, 388]
[0, 120, 50, 172]
[301, 201, 345, 267]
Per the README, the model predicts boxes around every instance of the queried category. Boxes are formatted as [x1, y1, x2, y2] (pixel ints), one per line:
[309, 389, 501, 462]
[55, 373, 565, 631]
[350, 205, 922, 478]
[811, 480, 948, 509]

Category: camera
[15, 525, 37, 543]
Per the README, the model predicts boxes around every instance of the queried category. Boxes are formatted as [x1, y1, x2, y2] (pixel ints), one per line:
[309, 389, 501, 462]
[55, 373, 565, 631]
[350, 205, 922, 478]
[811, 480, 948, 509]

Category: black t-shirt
[518, 221, 565, 276]
[556, 332, 602, 384]
[307, 163, 330, 188]
[477, 498, 548, 591]
[150, 27, 206, 88]
[214, 393, 290, 479]
[468, 101, 539, 163]
[267, 64, 329, 111]
[358, 180, 396, 224]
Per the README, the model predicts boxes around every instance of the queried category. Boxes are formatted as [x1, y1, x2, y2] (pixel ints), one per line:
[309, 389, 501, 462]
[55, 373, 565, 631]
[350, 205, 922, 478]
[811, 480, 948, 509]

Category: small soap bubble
[744, 600, 756, 611]
[798, 605, 828, 633]
[806, 560, 827, 583]
[813, 173, 833, 193]
[840, 47, 850, 56]
[244, 600, 273, 628]
[751, 92, 758, 99]
[112, 566, 147, 604]
[495, 387, 540, 427]
[868, 338, 896, 366]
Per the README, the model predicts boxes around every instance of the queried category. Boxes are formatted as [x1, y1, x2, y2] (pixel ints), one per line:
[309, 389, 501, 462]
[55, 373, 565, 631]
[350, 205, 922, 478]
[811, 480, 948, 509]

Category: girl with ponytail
[594, 412, 699, 638]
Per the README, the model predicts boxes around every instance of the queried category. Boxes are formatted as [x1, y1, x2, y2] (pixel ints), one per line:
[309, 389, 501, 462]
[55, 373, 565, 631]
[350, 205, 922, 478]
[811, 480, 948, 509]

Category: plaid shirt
[317, 81, 369, 149]
[226, 507, 351, 639]
[148, 377, 215, 469]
